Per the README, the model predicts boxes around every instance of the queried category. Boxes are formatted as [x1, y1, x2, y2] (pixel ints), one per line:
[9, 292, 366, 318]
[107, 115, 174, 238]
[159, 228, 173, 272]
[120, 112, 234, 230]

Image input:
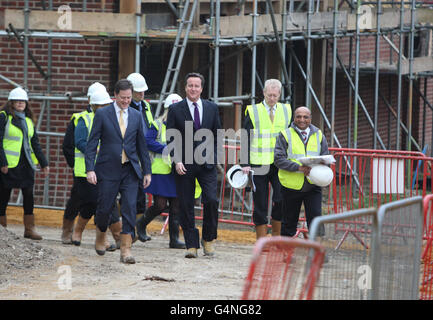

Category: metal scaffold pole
[373, 0, 382, 149]
[251, 0, 258, 105]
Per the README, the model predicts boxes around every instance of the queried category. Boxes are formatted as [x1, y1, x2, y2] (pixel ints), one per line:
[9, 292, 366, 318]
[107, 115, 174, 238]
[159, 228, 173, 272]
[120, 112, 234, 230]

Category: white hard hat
[164, 93, 182, 108]
[308, 165, 334, 187]
[226, 165, 249, 189]
[87, 82, 106, 97]
[90, 90, 113, 105]
[8, 87, 28, 101]
[126, 73, 148, 92]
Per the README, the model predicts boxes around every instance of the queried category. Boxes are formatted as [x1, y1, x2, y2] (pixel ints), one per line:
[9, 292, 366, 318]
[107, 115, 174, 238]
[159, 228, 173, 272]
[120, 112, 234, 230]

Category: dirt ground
[0, 206, 258, 300]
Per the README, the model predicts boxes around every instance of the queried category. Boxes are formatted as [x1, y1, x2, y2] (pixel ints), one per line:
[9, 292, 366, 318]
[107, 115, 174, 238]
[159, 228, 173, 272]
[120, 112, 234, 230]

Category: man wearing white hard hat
[274, 106, 330, 237]
[126, 73, 154, 229]
[0, 87, 49, 240]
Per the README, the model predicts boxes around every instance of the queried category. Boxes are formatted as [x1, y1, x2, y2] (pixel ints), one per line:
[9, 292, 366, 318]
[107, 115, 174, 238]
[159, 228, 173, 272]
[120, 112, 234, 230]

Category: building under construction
[1, 0, 433, 209]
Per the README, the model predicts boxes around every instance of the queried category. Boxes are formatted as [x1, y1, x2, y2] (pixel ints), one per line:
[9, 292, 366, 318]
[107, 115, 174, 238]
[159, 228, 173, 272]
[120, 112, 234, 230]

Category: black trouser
[175, 164, 218, 249]
[251, 164, 283, 226]
[63, 176, 81, 221]
[281, 185, 322, 237]
[0, 184, 34, 216]
[64, 176, 121, 224]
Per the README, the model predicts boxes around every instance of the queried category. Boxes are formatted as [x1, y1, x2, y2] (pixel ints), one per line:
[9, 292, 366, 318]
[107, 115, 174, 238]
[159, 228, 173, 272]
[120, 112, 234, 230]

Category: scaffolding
[1, 0, 433, 209]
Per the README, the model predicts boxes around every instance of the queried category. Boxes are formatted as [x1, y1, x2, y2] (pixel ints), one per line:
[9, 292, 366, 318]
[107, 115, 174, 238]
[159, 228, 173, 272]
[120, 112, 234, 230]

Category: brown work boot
[71, 216, 90, 246]
[23, 215, 42, 240]
[95, 226, 107, 256]
[185, 248, 198, 259]
[255, 224, 268, 240]
[109, 220, 122, 250]
[120, 233, 135, 264]
[202, 240, 215, 257]
[0, 215, 6, 228]
[271, 220, 281, 237]
[61, 218, 74, 244]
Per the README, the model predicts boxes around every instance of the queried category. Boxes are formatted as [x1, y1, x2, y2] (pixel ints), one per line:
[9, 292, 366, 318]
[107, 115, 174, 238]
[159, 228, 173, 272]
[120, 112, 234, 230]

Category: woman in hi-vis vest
[0, 87, 49, 240]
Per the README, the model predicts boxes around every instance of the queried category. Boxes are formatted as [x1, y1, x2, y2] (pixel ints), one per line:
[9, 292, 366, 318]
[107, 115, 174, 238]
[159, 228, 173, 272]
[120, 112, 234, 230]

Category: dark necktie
[301, 131, 308, 144]
[193, 102, 200, 130]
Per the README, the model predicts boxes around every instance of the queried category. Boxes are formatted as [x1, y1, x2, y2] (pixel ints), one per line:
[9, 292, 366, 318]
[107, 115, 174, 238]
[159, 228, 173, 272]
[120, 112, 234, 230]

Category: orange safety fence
[241, 236, 325, 300]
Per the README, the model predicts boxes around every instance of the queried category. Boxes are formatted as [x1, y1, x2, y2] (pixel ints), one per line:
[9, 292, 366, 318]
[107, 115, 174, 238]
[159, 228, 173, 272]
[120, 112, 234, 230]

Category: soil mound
[0, 226, 59, 282]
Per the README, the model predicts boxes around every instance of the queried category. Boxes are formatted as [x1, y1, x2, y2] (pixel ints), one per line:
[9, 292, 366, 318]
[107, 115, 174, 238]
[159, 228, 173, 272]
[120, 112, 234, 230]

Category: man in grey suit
[85, 79, 152, 264]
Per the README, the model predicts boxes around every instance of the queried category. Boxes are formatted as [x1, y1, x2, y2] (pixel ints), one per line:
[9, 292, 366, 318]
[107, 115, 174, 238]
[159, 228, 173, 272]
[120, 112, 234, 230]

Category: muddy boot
[23, 215, 42, 240]
[255, 224, 268, 240]
[95, 226, 107, 256]
[168, 212, 186, 249]
[136, 206, 160, 242]
[61, 218, 74, 244]
[108, 220, 122, 251]
[0, 215, 6, 228]
[71, 216, 90, 246]
[120, 233, 135, 264]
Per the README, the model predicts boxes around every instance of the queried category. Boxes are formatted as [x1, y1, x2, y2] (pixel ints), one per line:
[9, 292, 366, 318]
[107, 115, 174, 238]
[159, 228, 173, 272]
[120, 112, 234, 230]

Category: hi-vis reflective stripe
[4, 121, 21, 141]
[4, 150, 19, 156]
[285, 128, 321, 159]
[250, 147, 274, 153]
[251, 131, 281, 139]
[153, 120, 164, 159]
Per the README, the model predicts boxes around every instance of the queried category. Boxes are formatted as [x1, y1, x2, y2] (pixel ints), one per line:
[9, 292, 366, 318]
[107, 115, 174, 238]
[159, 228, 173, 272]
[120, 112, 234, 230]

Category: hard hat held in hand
[164, 93, 182, 108]
[90, 90, 113, 105]
[226, 165, 249, 189]
[127, 73, 148, 92]
[308, 165, 334, 187]
[8, 87, 28, 101]
[87, 82, 106, 97]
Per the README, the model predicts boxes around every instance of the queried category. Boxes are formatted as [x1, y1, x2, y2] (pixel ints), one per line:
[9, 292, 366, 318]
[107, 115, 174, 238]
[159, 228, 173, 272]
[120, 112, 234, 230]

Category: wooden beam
[401, 56, 433, 75]
[4, 9, 146, 33]
[118, 0, 137, 81]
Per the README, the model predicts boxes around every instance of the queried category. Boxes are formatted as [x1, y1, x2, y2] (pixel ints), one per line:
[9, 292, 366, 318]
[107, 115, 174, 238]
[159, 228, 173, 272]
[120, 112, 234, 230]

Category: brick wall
[0, 1, 118, 207]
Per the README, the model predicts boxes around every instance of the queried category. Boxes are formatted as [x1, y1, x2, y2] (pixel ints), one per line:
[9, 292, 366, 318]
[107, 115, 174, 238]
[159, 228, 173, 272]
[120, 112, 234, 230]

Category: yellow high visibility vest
[150, 119, 202, 199]
[245, 102, 291, 165]
[143, 100, 154, 128]
[278, 127, 322, 190]
[1, 111, 38, 168]
[150, 119, 171, 175]
[73, 111, 94, 177]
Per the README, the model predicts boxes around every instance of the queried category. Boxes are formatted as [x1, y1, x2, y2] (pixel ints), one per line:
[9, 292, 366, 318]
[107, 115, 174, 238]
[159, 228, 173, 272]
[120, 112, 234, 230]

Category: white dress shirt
[114, 102, 128, 129]
[186, 98, 203, 124]
[263, 100, 276, 118]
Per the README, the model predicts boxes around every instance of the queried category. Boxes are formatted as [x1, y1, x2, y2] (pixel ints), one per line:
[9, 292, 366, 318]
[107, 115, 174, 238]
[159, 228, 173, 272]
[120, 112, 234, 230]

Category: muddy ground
[0, 207, 258, 300]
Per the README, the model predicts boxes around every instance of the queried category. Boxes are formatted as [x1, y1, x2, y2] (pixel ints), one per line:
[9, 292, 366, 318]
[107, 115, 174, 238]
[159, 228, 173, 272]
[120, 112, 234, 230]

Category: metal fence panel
[372, 196, 424, 300]
[309, 208, 378, 300]
[242, 237, 325, 300]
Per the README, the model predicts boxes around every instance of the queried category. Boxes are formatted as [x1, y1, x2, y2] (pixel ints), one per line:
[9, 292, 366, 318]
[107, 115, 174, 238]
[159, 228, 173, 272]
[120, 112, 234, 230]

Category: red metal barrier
[328, 148, 432, 214]
[242, 237, 325, 300]
[421, 195, 433, 300]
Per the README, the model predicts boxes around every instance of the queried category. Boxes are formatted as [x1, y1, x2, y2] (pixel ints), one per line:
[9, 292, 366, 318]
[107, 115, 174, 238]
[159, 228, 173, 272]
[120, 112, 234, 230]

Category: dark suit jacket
[85, 103, 151, 181]
[166, 98, 221, 167]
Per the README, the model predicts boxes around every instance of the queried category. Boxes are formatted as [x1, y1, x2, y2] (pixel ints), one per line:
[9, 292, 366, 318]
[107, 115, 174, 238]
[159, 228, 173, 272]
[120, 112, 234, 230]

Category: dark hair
[185, 72, 205, 88]
[114, 79, 133, 94]
[1, 100, 36, 124]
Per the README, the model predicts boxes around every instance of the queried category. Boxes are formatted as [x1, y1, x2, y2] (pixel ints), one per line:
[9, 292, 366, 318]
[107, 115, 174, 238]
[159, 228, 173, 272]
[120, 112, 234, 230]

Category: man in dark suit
[85, 79, 152, 264]
[166, 72, 222, 258]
